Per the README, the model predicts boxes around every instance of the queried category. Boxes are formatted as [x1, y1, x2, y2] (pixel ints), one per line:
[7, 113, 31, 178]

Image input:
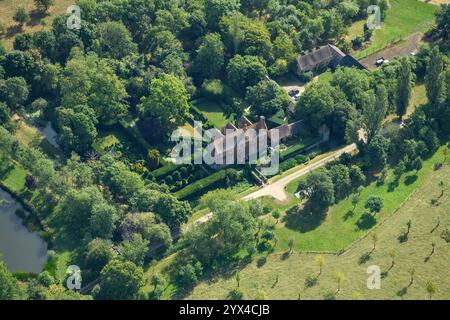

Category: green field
[191, 99, 230, 129]
[352, 0, 438, 59]
[188, 153, 450, 299]
[274, 147, 446, 252]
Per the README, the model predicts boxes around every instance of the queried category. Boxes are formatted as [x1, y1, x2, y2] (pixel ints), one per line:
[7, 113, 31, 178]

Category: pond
[0, 189, 48, 273]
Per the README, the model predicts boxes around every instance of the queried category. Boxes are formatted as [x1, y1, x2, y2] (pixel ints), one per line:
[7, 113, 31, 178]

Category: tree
[235, 273, 241, 287]
[435, 4, 450, 42]
[408, 267, 416, 286]
[118, 234, 149, 266]
[56, 105, 98, 154]
[425, 280, 436, 300]
[13, 7, 30, 27]
[89, 202, 118, 239]
[411, 157, 423, 173]
[185, 200, 256, 268]
[134, 213, 172, 249]
[34, 0, 54, 13]
[425, 47, 444, 105]
[365, 196, 384, 216]
[305, 169, 335, 211]
[204, 0, 240, 29]
[333, 271, 345, 293]
[296, 82, 346, 134]
[226, 55, 267, 93]
[362, 85, 387, 143]
[349, 165, 366, 188]
[59, 186, 105, 236]
[85, 239, 114, 273]
[365, 135, 390, 169]
[0, 102, 10, 126]
[0, 76, 29, 110]
[331, 67, 371, 109]
[388, 250, 396, 270]
[272, 210, 281, 224]
[100, 159, 145, 203]
[96, 21, 137, 59]
[97, 259, 145, 300]
[245, 80, 290, 117]
[138, 74, 190, 133]
[396, 58, 413, 120]
[315, 255, 325, 276]
[371, 233, 378, 251]
[288, 239, 294, 254]
[328, 164, 351, 200]
[193, 33, 225, 80]
[0, 257, 18, 299]
[154, 194, 191, 229]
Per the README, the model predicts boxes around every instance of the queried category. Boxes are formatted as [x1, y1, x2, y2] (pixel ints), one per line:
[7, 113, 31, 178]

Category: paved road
[243, 143, 357, 202]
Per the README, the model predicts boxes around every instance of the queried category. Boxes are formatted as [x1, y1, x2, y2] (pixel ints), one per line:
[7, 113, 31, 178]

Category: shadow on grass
[397, 287, 408, 297]
[304, 275, 319, 289]
[356, 213, 377, 230]
[283, 204, 327, 233]
[343, 210, 354, 221]
[358, 252, 372, 265]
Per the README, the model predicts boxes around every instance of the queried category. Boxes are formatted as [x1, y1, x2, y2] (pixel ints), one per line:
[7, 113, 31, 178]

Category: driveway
[243, 143, 358, 202]
[359, 32, 422, 70]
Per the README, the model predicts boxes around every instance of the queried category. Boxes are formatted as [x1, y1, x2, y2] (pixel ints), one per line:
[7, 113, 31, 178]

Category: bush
[174, 262, 203, 287]
[352, 36, 364, 49]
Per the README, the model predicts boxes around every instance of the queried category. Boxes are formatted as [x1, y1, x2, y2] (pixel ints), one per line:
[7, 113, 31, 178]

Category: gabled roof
[297, 44, 346, 72]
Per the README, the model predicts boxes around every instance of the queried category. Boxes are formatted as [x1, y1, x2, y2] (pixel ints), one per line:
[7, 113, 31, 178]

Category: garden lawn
[187, 151, 450, 300]
[274, 146, 446, 253]
[191, 99, 230, 129]
[352, 0, 437, 59]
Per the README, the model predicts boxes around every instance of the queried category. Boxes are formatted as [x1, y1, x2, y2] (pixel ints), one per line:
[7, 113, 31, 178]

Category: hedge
[174, 170, 227, 200]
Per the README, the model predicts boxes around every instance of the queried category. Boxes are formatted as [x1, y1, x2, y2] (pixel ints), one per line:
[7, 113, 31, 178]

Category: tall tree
[425, 47, 444, 105]
[96, 259, 145, 300]
[362, 85, 387, 143]
[138, 73, 190, 133]
[193, 33, 225, 80]
[396, 58, 413, 120]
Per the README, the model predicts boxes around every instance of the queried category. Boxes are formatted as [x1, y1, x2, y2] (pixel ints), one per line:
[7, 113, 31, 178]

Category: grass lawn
[13, 119, 64, 161]
[274, 146, 446, 253]
[385, 83, 428, 123]
[191, 99, 230, 129]
[351, 0, 437, 59]
[0, 0, 74, 49]
[92, 132, 121, 153]
[187, 152, 450, 300]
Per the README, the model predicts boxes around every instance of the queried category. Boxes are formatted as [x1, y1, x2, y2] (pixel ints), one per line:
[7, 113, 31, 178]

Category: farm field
[187, 155, 450, 300]
[351, 0, 438, 59]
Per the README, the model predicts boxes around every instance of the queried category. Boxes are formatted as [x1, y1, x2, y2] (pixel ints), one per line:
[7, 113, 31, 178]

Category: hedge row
[174, 170, 227, 200]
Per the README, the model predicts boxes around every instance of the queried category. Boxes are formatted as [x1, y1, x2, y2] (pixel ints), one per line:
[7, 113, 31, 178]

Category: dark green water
[0, 189, 48, 273]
